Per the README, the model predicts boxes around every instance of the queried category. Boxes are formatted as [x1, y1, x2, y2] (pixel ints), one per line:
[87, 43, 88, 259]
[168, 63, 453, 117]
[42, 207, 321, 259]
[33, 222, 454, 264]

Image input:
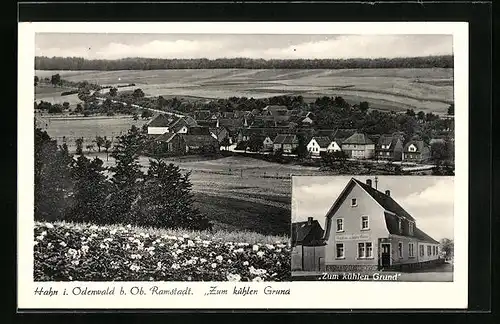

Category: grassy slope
[193, 192, 290, 236]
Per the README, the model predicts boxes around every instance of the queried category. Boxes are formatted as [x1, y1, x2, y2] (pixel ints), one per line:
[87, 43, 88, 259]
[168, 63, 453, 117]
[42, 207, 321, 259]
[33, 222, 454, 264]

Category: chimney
[385, 190, 391, 197]
[307, 217, 313, 225]
[366, 179, 372, 187]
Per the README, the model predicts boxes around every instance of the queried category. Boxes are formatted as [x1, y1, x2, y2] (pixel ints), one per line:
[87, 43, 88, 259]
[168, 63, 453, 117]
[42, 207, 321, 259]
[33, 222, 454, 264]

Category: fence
[50, 136, 121, 154]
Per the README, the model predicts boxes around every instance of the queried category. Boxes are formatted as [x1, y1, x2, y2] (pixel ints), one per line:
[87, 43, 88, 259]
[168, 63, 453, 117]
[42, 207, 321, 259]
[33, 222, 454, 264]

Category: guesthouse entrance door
[381, 243, 391, 268]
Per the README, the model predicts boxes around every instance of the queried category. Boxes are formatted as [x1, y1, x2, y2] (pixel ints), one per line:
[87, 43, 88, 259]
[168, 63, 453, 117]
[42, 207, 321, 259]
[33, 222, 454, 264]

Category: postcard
[18, 21, 468, 309]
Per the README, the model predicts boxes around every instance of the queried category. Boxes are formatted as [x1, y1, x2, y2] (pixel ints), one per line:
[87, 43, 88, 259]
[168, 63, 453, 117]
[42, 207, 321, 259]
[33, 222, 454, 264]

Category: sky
[292, 176, 454, 241]
[35, 33, 453, 60]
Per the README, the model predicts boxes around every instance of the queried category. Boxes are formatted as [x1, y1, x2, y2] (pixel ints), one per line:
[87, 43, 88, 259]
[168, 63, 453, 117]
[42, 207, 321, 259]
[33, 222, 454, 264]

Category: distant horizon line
[35, 54, 453, 61]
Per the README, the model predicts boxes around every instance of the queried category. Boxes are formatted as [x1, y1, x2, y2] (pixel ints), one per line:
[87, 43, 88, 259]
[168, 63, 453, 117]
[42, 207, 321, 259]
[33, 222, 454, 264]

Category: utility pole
[374, 176, 378, 190]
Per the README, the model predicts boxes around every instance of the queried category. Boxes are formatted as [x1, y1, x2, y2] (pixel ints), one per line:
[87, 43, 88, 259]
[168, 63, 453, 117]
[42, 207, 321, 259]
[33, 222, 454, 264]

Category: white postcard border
[18, 21, 468, 309]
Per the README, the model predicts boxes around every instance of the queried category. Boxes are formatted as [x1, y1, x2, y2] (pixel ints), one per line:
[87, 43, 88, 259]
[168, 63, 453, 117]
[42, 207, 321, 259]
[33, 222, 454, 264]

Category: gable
[323, 179, 388, 241]
[307, 139, 318, 147]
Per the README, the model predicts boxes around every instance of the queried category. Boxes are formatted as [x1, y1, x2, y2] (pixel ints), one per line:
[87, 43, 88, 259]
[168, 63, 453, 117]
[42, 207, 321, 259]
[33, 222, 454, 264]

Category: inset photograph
[292, 176, 454, 282]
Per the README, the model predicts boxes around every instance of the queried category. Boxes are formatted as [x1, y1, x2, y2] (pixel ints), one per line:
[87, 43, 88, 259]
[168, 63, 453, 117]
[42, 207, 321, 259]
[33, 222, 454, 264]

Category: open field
[35, 115, 148, 142]
[78, 154, 321, 236]
[35, 68, 454, 114]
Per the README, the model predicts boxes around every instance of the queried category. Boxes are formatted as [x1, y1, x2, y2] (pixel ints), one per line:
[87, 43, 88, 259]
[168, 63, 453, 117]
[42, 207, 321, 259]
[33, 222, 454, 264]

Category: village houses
[291, 217, 326, 272]
[375, 134, 405, 161]
[273, 134, 299, 153]
[340, 132, 375, 159]
[402, 140, 431, 162]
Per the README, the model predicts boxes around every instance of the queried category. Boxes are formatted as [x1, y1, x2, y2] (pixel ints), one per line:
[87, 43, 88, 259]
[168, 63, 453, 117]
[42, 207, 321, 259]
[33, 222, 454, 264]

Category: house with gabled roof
[402, 140, 431, 163]
[192, 110, 212, 121]
[147, 114, 174, 135]
[307, 136, 335, 156]
[154, 133, 219, 155]
[291, 217, 326, 271]
[209, 126, 231, 144]
[273, 134, 299, 153]
[340, 132, 375, 159]
[321, 177, 440, 272]
[376, 134, 405, 161]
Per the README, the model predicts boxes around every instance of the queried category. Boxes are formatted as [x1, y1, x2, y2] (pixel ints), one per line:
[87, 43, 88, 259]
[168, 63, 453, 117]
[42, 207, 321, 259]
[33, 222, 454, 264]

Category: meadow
[35, 68, 454, 114]
[35, 115, 148, 146]
[79, 154, 312, 236]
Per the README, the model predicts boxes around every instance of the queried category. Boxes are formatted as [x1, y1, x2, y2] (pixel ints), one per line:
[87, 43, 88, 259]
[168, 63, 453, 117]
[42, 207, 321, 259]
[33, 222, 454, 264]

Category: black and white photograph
[291, 176, 454, 282]
[32, 32, 456, 282]
[18, 20, 469, 309]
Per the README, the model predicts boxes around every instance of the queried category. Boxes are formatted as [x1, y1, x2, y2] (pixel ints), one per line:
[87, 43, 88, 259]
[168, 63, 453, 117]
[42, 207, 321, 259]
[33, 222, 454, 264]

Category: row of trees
[35, 55, 454, 70]
[35, 125, 211, 230]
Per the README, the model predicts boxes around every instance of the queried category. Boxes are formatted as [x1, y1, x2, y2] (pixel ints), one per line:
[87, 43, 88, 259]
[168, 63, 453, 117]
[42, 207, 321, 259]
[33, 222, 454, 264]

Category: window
[358, 242, 373, 258]
[398, 242, 403, 258]
[351, 198, 357, 207]
[336, 218, 344, 232]
[409, 222, 414, 235]
[409, 243, 415, 257]
[419, 245, 424, 257]
[361, 216, 369, 230]
[398, 219, 402, 233]
[427, 246, 431, 256]
[336, 243, 345, 259]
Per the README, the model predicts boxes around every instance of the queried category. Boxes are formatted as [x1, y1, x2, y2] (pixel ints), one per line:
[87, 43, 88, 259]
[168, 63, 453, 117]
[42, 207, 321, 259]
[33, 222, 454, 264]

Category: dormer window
[398, 219, 402, 233]
[408, 144, 417, 152]
[409, 222, 414, 235]
[351, 198, 357, 207]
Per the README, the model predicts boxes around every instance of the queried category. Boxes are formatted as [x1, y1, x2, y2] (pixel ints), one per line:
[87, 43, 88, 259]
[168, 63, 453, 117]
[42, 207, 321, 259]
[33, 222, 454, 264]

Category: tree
[294, 134, 309, 158]
[109, 87, 118, 97]
[48, 104, 63, 114]
[248, 136, 264, 152]
[430, 140, 450, 162]
[447, 103, 454, 116]
[235, 141, 248, 152]
[133, 160, 211, 230]
[359, 101, 369, 113]
[34, 128, 73, 221]
[220, 137, 231, 150]
[406, 109, 416, 117]
[95, 136, 105, 153]
[75, 137, 84, 155]
[103, 137, 112, 161]
[50, 74, 62, 87]
[78, 88, 91, 102]
[37, 101, 52, 111]
[141, 110, 153, 119]
[75, 103, 83, 113]
[439, 238, 454, 260]
[133, 88, 145, 98]
[34, 76, 39, 87]
[417, 111, 426, 121]
[105, 126, 145, 224]
[68, 155, 110, 224]
[133, 113, 139, 121]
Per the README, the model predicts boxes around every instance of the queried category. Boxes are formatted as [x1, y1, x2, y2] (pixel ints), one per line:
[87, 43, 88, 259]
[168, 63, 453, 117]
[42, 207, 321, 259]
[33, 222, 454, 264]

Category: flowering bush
[34, 222, 291, 282]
